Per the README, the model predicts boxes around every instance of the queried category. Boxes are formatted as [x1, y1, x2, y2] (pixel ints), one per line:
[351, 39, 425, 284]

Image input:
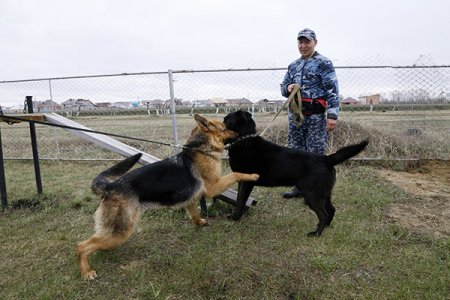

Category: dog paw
[81, 270, 97, 280]
[231, 214, 242, 221]
[250, 173, 260, 181]
[195, 218, 208, 226]
[307, 231, 321, 237]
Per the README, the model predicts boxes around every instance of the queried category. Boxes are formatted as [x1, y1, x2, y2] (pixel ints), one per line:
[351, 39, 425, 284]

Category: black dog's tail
[91, 153, 142, 195]
[325, 140, 369, 167]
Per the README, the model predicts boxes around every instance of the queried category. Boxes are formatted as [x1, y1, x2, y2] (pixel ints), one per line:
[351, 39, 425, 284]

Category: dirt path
[378, 160, 450, 238]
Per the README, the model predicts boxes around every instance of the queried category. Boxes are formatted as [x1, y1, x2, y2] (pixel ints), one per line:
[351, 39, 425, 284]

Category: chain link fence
[1, 61, 449, 162]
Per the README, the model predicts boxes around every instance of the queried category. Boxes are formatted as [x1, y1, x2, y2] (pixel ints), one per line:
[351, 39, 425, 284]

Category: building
[209, 98, 229, 108]
[226, 98, 253, 107]
[111, 102, 135, 109]
[192, 100, 214, 107]
[359, 94, 381, 105]
[96, 102, 112, 108]
[33, 100, 62, 112]
[254, 98, 285, 113]
[341, 97, 360, 105]
[61, 99, 97, 110]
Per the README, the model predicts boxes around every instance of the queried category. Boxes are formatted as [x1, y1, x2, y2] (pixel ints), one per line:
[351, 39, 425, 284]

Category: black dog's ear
[244, 111, 252, 120]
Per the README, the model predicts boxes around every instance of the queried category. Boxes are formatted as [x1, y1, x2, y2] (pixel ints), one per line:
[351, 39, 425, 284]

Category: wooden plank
[214, 189, 257, 207]
[44, 113, 159, 164]
[0, 113, 46, 124]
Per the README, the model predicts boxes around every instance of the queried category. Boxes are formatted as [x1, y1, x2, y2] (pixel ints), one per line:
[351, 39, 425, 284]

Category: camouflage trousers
[287, 112, 328, 154]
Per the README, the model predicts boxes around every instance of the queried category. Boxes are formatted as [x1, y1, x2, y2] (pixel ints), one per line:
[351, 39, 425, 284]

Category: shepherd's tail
[91, 153, 142, 195]
[325, 140, 369, 167]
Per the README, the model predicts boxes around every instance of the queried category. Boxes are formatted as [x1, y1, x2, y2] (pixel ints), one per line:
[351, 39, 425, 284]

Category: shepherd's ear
[244, 111, 252, 120]
[194, 114, 209, 131]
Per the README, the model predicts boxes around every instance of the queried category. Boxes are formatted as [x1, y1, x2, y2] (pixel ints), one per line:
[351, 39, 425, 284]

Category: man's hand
[287, 84, 296, 93]
[327, 119, 337, 131]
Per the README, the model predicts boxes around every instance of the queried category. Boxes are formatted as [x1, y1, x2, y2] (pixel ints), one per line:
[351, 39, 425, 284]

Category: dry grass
[1, 109, 449, 161]
[1, 109, 450, 298]
[257, 110, 450, 161]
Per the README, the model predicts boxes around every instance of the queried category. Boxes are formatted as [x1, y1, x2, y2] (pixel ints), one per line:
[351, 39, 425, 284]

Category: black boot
[282, 187, 302, 199]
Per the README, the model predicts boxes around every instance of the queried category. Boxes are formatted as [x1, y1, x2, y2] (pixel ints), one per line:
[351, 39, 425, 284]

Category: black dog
[224, 110, 368, 236]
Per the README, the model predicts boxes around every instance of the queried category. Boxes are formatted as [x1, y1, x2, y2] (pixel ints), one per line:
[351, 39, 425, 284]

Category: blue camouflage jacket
[280, 52, 339, 119]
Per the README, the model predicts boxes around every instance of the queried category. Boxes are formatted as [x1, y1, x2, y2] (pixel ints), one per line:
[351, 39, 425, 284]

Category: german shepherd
[77, 114, 259, 279]
[223, 110, 368, 237]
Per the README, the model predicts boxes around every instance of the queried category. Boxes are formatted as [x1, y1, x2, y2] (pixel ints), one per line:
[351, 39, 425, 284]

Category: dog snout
[225, 129, 238, 138]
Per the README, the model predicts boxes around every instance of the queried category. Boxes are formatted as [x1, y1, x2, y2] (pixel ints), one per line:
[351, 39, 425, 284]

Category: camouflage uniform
[280, 50, 339, 154]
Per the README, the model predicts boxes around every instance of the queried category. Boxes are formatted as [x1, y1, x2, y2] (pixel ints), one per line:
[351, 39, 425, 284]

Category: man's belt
[302, 98, 327, 107]
[301, 98, 327, 115]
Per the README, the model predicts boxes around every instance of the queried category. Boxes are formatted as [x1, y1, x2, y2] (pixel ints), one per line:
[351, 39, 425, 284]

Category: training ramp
[45, 113, 159, 165]
[44, 113, 255, 207]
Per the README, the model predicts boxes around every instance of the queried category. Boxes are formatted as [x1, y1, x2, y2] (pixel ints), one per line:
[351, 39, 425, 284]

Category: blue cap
[297, 28, 316, 41]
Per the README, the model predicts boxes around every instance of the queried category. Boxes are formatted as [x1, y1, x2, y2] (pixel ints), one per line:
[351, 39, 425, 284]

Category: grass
[1, 108, 450, 160]
[0, 161, 449, 299]
[0, 109, 449, 298]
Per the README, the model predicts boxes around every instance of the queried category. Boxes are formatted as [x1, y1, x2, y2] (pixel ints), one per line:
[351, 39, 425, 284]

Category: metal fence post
[0, 126, 7, 208]
[168, 70, 179, 152]
[48, 79, 61, 159]
[26, 96, 43, 194]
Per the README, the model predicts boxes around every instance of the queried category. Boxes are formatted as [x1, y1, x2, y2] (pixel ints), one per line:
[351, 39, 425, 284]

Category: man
[280, 28, 340, 198]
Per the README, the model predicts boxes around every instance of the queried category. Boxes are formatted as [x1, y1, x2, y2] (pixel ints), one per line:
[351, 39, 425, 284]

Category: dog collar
[224, 133, 259, 150]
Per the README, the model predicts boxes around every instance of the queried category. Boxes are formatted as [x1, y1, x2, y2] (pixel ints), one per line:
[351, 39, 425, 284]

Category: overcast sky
[0, 0, 449, 81]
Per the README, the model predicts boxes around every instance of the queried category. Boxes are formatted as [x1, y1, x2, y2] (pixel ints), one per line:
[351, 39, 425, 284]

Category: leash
[0, 114, 188, 150]
[259, 84, 303, 137]
[0, 114, 225, 160]
[0, 114, 231, 161]
[225, 84, 303, 148]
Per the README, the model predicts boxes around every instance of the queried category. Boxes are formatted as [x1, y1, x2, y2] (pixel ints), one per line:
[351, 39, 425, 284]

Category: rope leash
[0, 114, 228, 161]
[0, 114, 187, 150]
[2, 85, 303, 155]
[259, 84, 302, 137]
[225, 85, 303, 148]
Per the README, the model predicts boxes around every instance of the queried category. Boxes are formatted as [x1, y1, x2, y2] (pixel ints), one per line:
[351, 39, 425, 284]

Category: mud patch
[379, 160, 450, 238]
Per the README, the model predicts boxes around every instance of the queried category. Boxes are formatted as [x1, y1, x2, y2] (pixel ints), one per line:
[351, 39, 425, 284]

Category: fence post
[26, 96, 43, 194]
[168, 70, 179, 152]
[49, 79, 61, 158]
[0, 126, 7, 209]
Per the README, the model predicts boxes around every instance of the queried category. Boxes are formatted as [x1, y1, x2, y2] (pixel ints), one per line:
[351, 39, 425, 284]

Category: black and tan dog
[77, 114, 259, 279]
[223, 110, 368, 237]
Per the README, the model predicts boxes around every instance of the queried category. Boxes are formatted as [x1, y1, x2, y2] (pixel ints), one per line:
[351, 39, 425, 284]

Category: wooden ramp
[45, 113, 159, 165]
[44, 113, 256, 208]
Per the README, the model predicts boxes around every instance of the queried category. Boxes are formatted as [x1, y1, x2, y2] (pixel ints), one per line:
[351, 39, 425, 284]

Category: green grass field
[0, 109, 449, 299]
[0, 163, 449, 299]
